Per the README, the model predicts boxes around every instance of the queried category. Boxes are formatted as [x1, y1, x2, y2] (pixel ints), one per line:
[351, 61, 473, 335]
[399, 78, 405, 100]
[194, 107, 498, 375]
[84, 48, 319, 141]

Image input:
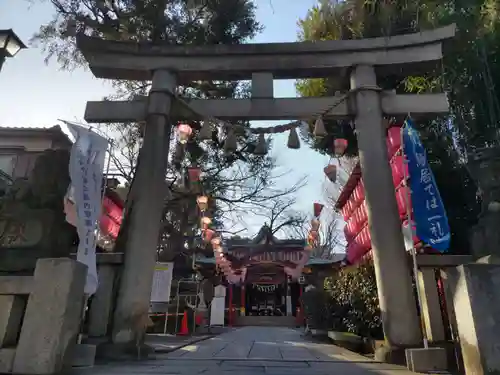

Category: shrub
[301, 287, 340, 331]
[325, 262, 383, 339]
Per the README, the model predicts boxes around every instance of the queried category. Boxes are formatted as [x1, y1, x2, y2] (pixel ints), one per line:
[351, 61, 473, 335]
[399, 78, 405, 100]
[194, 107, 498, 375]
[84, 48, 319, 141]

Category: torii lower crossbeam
[84, 93, 449, 123]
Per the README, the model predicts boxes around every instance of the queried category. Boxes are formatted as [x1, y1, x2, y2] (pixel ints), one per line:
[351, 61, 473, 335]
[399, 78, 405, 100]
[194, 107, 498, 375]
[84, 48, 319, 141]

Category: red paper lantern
[196, 196, 209, 211]
[211, 237, 222, 249]
[200, 216, 212, 229]
[188, 167, 201, 182]
[323, 164, 337, 183]
[334, 138, 348, 156]
[203, 229, 215, 243]
[387, 125, 403, 157]
[313, 203, 324, 218]
[178, 124, 193, 144]
[310, 218, 320, 231]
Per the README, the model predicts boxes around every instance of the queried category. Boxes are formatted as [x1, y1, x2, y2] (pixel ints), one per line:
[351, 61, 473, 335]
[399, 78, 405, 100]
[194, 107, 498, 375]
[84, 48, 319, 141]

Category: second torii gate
[76, 24, 455, 352]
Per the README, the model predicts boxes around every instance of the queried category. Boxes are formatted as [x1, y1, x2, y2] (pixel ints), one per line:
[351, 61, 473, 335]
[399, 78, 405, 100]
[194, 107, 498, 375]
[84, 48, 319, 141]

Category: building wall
[0, 129, 71, 179]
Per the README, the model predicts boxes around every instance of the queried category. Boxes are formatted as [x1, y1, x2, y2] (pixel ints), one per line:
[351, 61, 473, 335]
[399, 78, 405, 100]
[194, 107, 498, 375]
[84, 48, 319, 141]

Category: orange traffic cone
[178, 310, 189, 336]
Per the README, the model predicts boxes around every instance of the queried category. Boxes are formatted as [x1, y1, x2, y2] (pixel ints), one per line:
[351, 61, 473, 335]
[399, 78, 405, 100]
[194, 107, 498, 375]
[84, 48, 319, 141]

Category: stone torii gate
[76, 25, 455, 351]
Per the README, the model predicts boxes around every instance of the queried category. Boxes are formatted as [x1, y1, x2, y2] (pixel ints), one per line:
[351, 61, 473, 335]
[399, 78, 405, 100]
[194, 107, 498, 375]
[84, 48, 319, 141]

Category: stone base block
[405, 347, 447, 373]
[0, 348, 15, 373]
[71, 344, 96, 367]
[375, 345, 408, 365]
[95, 342, 154, 361]
[309, 329, 327, 337]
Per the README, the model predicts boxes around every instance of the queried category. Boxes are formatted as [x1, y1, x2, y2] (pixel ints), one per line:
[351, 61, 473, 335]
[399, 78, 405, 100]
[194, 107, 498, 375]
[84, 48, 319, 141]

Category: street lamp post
[0, 29, 27, 72]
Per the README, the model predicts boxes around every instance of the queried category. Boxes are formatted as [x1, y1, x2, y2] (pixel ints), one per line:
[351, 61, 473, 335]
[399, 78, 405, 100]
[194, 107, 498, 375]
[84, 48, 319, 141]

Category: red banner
[99, 195, 123, 240]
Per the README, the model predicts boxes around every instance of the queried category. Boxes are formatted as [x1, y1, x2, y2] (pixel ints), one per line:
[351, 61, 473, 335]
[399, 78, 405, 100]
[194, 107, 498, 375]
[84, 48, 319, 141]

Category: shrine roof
[226, 224, 305, 249]
[195, 254, 344, 266]
[334, 162, 362, 210]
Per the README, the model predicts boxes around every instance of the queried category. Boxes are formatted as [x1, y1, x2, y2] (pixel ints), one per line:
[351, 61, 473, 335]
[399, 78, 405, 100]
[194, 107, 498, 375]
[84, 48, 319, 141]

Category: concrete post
[112, 70, 176, 343]
[447, 264, 500, 375]
[13, 258, 86, 374]
[350, 65, 421, 348]
[417, 268, 446, 342]
[0, 295, 25, 347]
[88, 264, 116, 337]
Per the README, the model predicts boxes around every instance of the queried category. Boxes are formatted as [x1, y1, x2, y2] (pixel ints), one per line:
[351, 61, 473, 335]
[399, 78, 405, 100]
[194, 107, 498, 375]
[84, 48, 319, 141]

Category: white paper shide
[66, 122, 109, 295]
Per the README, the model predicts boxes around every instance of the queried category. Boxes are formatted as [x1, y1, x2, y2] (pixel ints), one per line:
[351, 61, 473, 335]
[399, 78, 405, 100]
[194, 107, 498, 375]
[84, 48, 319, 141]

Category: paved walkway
[75, 327, 420, 375]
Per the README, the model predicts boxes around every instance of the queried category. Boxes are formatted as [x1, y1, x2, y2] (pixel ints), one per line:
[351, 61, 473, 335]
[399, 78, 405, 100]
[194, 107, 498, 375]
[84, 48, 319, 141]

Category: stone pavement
[145, 334, 212, 353]
[73, 327, 421, 375]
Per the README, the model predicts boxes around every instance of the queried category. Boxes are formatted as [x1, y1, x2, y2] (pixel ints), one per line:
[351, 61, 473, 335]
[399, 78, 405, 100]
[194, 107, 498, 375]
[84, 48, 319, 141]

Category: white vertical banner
[66, 122, 109, 295]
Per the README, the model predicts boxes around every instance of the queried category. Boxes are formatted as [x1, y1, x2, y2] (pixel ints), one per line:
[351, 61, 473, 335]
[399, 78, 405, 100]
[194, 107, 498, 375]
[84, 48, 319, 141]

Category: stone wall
[0, 258, 86, 374]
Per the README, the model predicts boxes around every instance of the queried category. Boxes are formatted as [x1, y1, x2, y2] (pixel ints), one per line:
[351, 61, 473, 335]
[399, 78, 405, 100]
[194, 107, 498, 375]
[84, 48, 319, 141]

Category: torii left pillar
[112, 70, 176, 343]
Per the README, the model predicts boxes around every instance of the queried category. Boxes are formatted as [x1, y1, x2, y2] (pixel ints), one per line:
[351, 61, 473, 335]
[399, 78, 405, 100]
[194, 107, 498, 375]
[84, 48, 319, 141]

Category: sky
[0, 0, 336, 238]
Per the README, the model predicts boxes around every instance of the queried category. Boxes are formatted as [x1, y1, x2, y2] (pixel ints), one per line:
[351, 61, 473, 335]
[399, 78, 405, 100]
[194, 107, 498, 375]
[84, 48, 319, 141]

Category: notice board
[150, 262, 174, 303]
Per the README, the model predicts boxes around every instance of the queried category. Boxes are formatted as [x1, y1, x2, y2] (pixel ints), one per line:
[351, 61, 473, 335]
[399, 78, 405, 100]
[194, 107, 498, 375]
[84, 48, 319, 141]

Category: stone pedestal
[469, 146, 500, 258]
[71, 344, 96, 367]
[447, 264, 500, 375]
[13, 258, 86, 375]
[417, 268, 446, 342]
[405, 347, 447, 373]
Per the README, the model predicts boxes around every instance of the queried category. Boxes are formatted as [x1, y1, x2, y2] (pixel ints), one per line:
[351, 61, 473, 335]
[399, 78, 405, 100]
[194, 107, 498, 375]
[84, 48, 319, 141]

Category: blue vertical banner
[402, 119, 451, 252]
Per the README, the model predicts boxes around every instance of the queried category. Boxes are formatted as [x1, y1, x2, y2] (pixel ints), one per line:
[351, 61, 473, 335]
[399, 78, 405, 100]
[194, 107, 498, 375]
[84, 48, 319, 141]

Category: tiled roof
[0, 125, 72, 143]
[0, 125, 62, 132]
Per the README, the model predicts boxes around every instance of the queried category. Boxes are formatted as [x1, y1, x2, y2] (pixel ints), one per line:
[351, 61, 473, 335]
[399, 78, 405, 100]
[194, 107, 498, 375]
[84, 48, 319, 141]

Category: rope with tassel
[166, 85, 382, 153]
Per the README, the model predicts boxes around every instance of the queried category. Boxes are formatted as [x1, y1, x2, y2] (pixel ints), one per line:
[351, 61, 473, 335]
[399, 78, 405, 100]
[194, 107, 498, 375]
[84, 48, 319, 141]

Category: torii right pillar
[351, 65, 422, 361]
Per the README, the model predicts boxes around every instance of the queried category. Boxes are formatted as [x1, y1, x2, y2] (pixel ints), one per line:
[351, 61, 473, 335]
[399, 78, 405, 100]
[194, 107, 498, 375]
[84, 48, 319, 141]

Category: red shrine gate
[224, 226, 305, 326]
[197, 225, 342, 326]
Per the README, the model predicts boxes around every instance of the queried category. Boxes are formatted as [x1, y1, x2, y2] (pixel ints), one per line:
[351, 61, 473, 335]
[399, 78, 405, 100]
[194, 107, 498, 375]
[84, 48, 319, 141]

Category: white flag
[66, 122, 108, 295]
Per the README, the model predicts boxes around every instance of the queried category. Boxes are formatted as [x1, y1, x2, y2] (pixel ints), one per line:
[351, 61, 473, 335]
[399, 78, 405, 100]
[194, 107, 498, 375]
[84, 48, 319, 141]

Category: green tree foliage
[301, 263, 382, 338]
[32, 1, 303, 267]
[296, 0, 487, 253]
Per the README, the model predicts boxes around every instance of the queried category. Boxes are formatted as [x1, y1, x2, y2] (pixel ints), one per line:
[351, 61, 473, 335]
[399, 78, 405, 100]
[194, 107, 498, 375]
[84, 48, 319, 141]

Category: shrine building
[196, 225, 343, 326]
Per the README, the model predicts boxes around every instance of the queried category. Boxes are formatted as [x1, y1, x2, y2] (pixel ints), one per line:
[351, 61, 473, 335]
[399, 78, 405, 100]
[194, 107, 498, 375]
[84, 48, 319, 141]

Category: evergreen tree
[33, 1, 303, 265]
[296, 0, 485, 253]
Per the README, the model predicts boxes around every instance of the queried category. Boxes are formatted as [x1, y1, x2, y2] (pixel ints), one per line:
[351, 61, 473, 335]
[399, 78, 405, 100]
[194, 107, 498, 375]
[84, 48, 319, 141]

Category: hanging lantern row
[308, 203, 322, 248]
[334, 138, 348, 156]
[313, 202, 324, 218]
[177, 120, 348, 157]
[202, 228, 215, 243]
[178, 124, 193, 144]
[200, 216, 211, 228]
[324, 164, 337, 183]
[188, 166, 201, 182]
[175, 121, 305, 157]
[177, 120, 346, 157]
[307, 228, 320, 248]
[185, 149, 245, 284]
[311, 218, 320, 231]
[196, 195, 208, 212]
[314, 117, 327, 138]
[322, 140, 348, 184]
